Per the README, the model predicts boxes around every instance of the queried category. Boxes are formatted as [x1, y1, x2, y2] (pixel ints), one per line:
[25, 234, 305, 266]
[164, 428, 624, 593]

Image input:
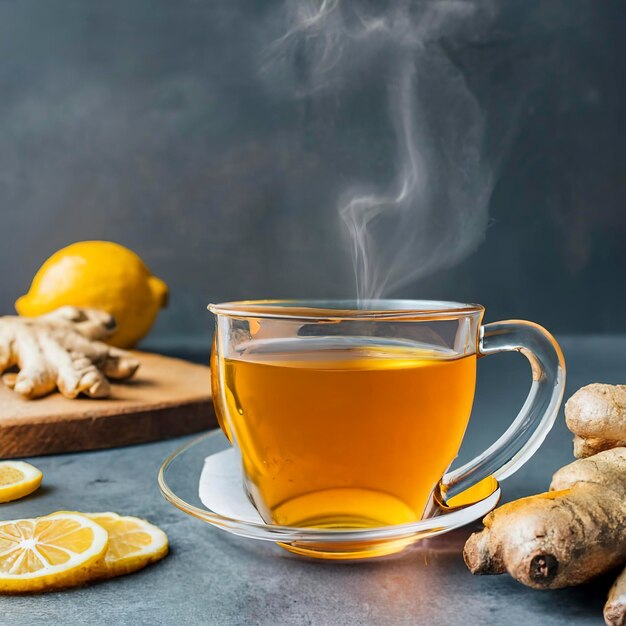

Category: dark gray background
[1, 0, 624, 343]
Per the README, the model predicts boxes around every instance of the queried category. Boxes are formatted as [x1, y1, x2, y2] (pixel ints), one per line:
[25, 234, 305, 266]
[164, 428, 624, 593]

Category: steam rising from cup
[267, 0, 498, 302]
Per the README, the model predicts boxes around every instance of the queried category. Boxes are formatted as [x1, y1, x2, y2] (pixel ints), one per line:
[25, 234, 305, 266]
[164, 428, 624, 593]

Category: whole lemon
[16, 241, 168, 348]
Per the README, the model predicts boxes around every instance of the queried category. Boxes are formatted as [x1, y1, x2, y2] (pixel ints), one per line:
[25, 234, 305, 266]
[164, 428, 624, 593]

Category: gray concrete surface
[1, 335, 624, 625]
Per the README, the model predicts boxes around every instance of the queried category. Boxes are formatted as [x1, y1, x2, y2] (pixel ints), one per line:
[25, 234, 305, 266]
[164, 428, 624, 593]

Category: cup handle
[440, 320, 566, 502]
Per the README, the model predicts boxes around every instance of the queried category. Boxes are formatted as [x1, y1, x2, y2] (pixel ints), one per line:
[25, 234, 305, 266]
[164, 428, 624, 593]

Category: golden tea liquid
[220, 338, 476, 528]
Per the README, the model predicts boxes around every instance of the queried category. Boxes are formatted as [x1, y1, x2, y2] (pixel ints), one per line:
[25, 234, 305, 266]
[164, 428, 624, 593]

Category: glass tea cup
[209, 300, 565, 555]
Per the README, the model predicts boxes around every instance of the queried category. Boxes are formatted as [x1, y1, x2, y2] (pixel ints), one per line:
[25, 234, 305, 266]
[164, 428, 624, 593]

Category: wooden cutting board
[0, 351, 216, 459]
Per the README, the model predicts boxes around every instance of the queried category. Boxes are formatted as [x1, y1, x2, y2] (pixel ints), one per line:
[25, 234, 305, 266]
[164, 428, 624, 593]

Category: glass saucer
[158, 430, 501, 560]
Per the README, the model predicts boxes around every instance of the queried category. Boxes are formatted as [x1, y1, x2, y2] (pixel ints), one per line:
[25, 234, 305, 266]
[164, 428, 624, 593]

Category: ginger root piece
[605, 566, 626, 626]
[463, 448, 626, 589]
[565, 384, 626, 458]
[0, 306, 140, 399]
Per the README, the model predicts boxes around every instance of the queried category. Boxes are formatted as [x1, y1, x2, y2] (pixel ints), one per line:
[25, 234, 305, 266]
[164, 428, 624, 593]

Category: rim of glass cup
[157, 430, 501, 543]
[208, 299, 484, 321]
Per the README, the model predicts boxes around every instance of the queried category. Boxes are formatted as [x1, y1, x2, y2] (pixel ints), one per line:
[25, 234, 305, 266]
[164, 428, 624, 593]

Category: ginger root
[606, 567, 626, 626]
[463, 448, 626, 589]
[565, 384, 626, 458]
[0, 306, 139, 399]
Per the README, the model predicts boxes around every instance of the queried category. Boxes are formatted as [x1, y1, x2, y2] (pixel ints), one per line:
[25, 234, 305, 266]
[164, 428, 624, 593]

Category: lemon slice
[84, 512, 168, 578]
[0, 512, 108, 593]
[0, 461, 43, 504]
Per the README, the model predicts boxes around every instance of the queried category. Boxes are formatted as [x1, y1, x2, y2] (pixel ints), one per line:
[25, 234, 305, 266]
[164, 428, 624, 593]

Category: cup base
[277, 536, 418, 560]
[269, 487, 421, 529]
